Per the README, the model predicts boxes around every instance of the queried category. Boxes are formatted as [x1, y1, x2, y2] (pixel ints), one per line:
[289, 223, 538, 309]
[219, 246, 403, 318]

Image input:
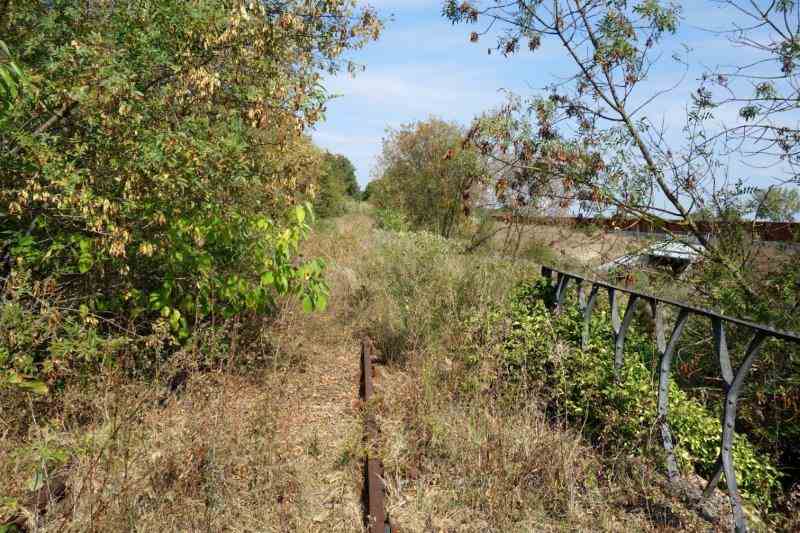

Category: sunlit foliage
[0, 0, 381, 392]
[371, 117, 487, 238]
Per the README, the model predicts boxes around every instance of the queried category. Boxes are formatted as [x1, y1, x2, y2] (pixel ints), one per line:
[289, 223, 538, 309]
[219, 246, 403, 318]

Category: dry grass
[2, 207, 728, 532]
[0, 214, 376, 532]
[1, 340, 366, 531]
[371, 346, 724, 532]
[481, 222, 643, 269]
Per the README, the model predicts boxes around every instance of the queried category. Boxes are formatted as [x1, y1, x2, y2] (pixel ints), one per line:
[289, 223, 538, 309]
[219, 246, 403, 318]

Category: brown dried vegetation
[2, 208, 723, 531]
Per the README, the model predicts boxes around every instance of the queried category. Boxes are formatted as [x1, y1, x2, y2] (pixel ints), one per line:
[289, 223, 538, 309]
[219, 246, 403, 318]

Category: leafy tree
[445, 0, 775, 302]
[0, 0, 381, 392]
[750, 187, 800, 222]
[446, 0, 799, 320]
[697, 2, 800, 189]
[372, 117, 487, 238]
[313, 151, 359, 217]
[362, 179, 380, 201]
[314, 151, 355, 217]
[328, 152, 360, 198]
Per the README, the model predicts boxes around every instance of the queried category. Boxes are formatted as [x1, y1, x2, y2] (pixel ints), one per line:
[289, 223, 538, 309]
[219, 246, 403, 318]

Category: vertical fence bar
[608, 287, 621, 335]
[714, 317, 734, 385]
[555, 273, 568, 313]
[581, 285, 600, 350]
[705, 330, 768, 533]
[608, 287, 622, 375]
[651, 299, 665, 354]
[657, 307, 689, 482]
[614, 294, 639, 375]
[537, 266, 800, 533]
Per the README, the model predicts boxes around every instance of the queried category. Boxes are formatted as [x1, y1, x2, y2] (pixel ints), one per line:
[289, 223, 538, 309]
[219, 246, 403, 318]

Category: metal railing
[539, 266, 800, 533]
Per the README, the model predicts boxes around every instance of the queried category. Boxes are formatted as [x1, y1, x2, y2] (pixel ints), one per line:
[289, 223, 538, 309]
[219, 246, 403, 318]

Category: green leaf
[18, 380, 49, 395]
[0, 67, 18, 99]
[304, 201, 316, 223]
[78, 256, 92, 273]
[294, 205, 305, 224]
[302, 294, 313, 313]
[315, 293, 328, 312]
[27, 470, 45, 492]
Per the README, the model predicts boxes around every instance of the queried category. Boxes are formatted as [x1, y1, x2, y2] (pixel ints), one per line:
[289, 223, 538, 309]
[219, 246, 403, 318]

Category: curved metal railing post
[534, 265, 800, 532]
[581, 285, 600, 350]
[656, 307, 689, 482]
[554, 272, 569, 313]
[614, 294, 639, 375]
[705, 330, 768, 533]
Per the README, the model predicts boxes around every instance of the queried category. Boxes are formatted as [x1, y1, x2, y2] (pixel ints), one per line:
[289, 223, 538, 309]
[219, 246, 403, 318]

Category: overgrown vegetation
[352, 225, 726, 530]
[0, 0, 379, 392]
[313, 151, 360, 218]
[1, 1, 381, 529]
[369, 117, 487, 238]
[3, 1, 800, 531]
[504, 281, 779, 510]
[346, 219, 795, 529]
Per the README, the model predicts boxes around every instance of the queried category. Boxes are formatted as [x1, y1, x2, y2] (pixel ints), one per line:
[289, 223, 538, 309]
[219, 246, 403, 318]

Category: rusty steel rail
[360, 339, 390, 533]
[540, 265, 800, 533]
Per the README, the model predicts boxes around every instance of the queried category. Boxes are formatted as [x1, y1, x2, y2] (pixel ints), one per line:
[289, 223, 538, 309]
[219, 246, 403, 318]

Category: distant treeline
[493, 214, 800, 243]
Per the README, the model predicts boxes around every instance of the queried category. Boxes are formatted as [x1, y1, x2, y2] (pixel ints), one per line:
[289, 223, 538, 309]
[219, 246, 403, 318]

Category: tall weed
[356, 230, 531, 362]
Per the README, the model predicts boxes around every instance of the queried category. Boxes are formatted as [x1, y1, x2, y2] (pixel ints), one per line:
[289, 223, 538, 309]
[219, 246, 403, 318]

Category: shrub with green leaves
[501, 280, 781, 509]
[0, 0, 381, 393]
[370, 118, 487, 238]
[313, 152, 360, 218]
[374, 207, 410, 232]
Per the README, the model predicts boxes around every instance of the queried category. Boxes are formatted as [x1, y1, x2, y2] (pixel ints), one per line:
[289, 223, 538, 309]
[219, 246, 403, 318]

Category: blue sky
[311, 1, 787, 191]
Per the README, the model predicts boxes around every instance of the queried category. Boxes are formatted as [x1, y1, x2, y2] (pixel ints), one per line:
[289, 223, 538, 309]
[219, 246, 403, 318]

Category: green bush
[0, 0, 381, 394]
[374, 207, 410, 232]
[314, 152, 360, 218]
[370, 118, 486, 238]
[501, 280, 781, 509]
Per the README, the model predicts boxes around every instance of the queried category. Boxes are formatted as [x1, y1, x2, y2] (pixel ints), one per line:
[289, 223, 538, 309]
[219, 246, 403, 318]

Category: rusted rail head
[540, 266, 800, 533]
[360, 339, 390, 533]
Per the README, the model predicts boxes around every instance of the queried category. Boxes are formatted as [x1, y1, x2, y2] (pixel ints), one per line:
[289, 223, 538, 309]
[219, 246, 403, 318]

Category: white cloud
[325, 66, 512, 116]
